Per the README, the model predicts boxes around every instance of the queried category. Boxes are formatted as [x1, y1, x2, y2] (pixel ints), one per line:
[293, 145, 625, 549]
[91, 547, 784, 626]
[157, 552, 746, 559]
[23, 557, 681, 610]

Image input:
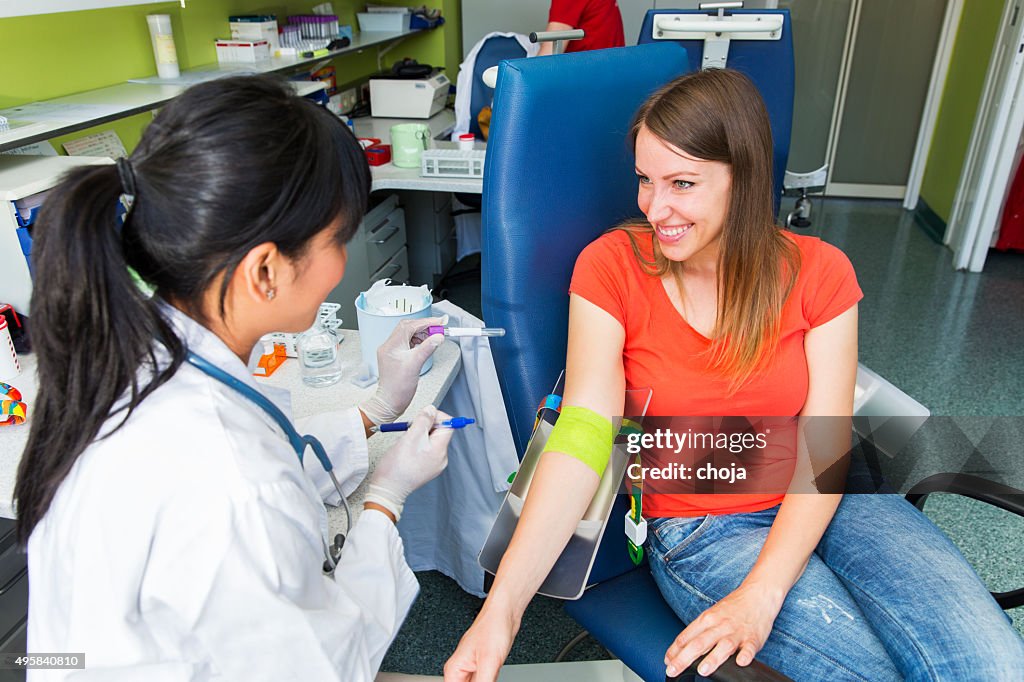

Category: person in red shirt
[445, 69, 1024, 682]
[536, 0, 625, 56]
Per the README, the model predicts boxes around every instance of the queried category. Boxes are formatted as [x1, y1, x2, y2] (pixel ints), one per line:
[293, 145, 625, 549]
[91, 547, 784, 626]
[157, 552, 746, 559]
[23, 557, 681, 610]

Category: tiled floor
[382, 199, 1024, 675]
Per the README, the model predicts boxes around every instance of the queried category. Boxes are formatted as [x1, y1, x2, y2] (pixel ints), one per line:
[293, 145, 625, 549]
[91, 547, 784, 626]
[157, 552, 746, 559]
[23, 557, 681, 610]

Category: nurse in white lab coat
[14, 75, 451, 681]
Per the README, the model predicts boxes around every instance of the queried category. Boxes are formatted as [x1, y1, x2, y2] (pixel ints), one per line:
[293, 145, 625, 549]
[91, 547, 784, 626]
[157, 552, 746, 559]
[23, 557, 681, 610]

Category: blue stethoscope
[186, 351, 350, 574]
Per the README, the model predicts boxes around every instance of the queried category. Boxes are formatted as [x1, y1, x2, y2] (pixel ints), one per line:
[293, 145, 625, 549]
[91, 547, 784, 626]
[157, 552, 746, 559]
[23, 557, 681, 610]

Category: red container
[365, 144, 392, 166]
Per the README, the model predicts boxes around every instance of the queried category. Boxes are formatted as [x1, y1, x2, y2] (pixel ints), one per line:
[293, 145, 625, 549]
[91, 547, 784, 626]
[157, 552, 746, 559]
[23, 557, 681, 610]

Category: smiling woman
[445, 68, 1024, 682]
[619, 69, 800, 389]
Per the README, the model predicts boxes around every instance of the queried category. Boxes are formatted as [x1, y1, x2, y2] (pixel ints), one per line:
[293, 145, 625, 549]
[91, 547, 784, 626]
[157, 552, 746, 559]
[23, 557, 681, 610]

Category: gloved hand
[359, 316, 447, 426]
[365, 405, 455, 521]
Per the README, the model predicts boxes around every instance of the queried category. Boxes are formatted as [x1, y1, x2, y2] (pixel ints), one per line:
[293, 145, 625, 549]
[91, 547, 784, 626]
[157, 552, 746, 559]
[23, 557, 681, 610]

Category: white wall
[460, 0, 655, 59]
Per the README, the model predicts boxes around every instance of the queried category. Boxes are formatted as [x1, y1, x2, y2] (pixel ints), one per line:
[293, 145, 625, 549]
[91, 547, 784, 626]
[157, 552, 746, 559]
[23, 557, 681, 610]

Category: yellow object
[477, 105, 492, 141]
[543, 406, 614, 477]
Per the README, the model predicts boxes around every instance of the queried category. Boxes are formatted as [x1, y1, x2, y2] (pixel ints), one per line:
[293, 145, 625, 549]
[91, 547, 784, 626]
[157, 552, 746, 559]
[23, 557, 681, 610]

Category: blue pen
[373, 417, 476, 433]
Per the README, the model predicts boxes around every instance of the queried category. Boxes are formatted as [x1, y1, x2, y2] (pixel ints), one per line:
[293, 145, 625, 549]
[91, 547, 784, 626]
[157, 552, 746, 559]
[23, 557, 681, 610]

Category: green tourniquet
[543, 406, 614, 477]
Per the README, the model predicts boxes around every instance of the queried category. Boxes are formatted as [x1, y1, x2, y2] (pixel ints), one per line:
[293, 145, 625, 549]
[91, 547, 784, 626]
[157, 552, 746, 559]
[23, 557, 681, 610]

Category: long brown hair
[617, 68, 799, 390]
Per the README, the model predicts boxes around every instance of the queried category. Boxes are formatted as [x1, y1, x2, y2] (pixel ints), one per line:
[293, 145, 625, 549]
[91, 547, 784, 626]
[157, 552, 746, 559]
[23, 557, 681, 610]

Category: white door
[946, 0, 1024, 272]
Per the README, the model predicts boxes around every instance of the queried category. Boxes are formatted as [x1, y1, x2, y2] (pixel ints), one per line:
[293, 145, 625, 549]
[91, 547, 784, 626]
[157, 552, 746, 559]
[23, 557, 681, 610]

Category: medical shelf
[0, 28, 422, 154]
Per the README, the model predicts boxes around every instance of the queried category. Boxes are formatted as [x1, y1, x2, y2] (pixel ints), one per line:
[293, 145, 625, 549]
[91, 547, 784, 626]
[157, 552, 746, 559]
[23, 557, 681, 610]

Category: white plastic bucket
[355, 282, 433, 378]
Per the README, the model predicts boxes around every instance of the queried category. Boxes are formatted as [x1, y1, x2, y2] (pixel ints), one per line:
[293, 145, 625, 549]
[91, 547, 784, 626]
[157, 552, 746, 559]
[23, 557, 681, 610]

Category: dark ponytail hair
[15, 75, 370, 543]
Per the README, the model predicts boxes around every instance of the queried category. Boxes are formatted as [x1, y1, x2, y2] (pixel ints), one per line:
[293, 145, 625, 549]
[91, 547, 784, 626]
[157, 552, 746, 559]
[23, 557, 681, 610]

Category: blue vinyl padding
[638, 9, 794, 215]
[480, 38, 794, 682]
[563, 567, 684, 682]
[470, 36, 528, 139]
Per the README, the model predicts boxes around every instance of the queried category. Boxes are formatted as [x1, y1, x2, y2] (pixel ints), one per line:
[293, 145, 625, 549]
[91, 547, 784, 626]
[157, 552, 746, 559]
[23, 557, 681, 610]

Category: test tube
[434, 327, 505, 337]
[409, 326, 507, 347]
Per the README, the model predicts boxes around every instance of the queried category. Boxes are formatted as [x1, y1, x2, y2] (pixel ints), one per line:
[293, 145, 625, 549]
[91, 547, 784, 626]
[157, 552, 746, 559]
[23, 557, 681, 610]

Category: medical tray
[420, 149, 486, 179]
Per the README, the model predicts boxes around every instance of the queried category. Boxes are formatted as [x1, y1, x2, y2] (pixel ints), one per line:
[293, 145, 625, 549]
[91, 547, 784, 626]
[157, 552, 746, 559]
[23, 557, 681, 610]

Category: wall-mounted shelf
[0, 28, 421, 154]
[126, 29, 421, 85]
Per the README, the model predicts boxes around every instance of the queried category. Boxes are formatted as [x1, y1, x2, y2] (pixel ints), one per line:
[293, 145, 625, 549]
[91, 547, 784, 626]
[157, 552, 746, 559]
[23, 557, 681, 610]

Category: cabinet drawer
[364, 207, 406, 275]
[363, 193, 400, 227]
[435, 228, 457, 275]
[0, 613, 26, 655]
[432, 200, 453, 244]
[432, 191, 452, 213]
[0, 520, 23, 592]
[372, 246, 409, 284]
[0, 570, 27, 647]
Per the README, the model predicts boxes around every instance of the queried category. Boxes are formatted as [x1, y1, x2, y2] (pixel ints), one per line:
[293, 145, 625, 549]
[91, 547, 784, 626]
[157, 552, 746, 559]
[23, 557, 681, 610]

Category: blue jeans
[647, 494, 1024, 681]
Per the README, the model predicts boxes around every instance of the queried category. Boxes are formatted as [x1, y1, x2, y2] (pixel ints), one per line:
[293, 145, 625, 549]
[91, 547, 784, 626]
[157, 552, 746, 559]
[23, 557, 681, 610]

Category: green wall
[918, 0, 1003, 223]
[0, 1, 461, 153]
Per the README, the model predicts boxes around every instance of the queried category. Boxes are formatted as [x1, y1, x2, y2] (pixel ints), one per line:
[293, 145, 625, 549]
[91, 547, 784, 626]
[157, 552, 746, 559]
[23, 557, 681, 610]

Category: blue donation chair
[481, 42, 791, 681]
[467, 35, 530, 141]
[637, 7, 794, 217]
[480, 21, 1024, 682]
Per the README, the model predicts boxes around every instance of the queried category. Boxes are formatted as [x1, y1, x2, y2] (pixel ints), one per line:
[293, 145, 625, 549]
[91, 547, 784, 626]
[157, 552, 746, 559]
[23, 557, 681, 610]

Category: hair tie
[116, 157, 137, 197]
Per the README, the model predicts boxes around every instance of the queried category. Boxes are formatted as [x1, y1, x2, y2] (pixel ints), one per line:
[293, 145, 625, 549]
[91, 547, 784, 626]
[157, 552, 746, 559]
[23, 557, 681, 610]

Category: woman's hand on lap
[665, 580, 785, 678]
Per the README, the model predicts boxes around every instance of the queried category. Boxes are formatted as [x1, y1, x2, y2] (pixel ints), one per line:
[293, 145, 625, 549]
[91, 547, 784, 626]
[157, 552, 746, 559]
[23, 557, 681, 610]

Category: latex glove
[664, 579, 786, 678]
[364, 405, 455, 521]
[444, 604, 519, 682]
[359, 316, 447, 426]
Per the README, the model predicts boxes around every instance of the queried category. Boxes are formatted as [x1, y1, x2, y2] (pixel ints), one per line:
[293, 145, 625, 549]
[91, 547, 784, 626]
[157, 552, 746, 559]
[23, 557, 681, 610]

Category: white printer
[369, 71, 450, 119]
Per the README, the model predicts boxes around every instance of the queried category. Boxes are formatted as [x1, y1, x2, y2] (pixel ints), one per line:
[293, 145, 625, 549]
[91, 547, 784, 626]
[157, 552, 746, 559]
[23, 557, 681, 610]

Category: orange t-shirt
[569, 229, 863, 517]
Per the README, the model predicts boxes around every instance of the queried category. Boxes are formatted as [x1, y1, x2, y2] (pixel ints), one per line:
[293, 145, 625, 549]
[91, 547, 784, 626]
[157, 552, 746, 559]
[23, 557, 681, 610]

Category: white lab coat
[26, 306, 418, 681]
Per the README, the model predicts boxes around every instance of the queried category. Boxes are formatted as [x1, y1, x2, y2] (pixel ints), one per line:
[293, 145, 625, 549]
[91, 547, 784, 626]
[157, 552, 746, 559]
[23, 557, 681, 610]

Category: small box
[357, 12, 412, 32]
[215, 39, 271, 64]
[229, 15, 279, 51]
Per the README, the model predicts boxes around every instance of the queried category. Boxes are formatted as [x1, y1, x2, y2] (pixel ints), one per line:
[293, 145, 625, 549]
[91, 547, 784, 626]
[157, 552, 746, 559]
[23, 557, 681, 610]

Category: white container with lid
[146, 14, 180, 80]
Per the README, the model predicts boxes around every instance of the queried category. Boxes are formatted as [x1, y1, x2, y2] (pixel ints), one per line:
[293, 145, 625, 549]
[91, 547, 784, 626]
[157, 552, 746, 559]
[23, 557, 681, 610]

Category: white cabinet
[398, 190, 456, 289]
[326, 194, 410, 326]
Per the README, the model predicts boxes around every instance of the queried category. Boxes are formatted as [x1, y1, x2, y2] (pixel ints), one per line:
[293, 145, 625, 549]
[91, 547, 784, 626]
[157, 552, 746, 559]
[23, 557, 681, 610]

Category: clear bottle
[298, 319, 343, 387]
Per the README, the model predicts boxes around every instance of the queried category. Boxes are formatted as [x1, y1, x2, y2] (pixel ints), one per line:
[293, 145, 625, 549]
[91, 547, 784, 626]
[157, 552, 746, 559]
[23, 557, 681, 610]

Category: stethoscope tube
[185, 351, 351, 574]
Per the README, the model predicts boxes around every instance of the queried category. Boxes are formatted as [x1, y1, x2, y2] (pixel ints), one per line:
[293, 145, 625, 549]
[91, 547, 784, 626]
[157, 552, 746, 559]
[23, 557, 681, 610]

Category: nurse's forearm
[744, 494, 842, 596]
[484, 451, 600, 618]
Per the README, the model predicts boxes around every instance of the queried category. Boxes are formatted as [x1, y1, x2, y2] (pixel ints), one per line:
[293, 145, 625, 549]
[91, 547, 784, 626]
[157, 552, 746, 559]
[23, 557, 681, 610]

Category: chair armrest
[671, 657, 794, 681]
[905, 473, 1024, 610]
[905, 472, 1024, 517]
